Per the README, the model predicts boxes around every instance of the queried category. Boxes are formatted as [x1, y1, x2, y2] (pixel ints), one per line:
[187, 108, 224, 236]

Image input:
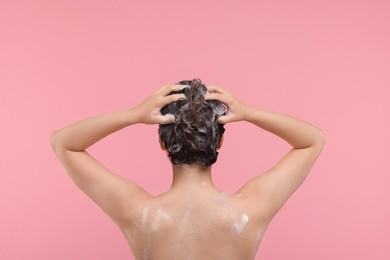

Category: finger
[160, 93, 186, 107]
[216, 115, 227, 124]
[160, 84, 189, 96]
[204, 92, 230, 104]
[205, 84, 227, 95]
[158, 114, 175, 124]
[216, 114, 232, 124]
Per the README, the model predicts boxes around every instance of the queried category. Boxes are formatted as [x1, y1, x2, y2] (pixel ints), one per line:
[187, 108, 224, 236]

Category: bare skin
[51, 84, 325, 259]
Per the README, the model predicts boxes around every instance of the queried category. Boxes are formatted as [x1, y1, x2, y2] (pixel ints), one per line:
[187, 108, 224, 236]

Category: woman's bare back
[121, 189, 267, 260]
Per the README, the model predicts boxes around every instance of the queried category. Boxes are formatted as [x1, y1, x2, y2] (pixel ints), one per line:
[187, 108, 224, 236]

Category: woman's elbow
[50, 131, 61, 151]
[314, 128, 326, 150]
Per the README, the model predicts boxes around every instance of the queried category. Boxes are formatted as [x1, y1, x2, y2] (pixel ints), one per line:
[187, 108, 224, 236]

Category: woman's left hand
[134, 84, 188, 124]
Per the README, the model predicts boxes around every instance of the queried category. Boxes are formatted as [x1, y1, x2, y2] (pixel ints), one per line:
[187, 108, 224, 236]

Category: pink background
[1, 0, 389, 259]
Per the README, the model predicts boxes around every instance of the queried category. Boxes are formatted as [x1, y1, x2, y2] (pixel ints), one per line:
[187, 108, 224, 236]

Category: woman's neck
[170, 163, 218, 192]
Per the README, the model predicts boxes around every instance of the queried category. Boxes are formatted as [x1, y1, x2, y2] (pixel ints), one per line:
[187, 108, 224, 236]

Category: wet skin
[122, 187, 268, 260]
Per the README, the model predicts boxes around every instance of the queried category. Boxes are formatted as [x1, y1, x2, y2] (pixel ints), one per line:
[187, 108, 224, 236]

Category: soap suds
[143, 248, 150, 260]
[176, 206, 192, 245]
[140, 207, 151, 260]
[157, 209, 171, 221]
[151, 209, 171, 231]
[215, 192, 228, 203]
[233, 213, 249, 234]
[141, 207, 149, 229]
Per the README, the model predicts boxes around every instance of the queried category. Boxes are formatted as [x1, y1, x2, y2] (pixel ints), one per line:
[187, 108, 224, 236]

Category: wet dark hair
[159, 78, 226, 167]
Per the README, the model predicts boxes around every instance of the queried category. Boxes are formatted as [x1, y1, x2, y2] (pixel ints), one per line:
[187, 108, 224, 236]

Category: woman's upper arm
[52, 146, 150, 226]
[237, 140, 325, 220]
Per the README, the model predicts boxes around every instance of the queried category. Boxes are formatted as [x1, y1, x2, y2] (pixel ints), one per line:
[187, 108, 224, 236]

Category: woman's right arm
[50, 84, 187, 227]
[205, 85, 325, 220]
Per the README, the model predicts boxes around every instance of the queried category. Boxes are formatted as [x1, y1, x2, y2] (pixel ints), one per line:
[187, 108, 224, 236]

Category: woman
[51, 78, 325, 259]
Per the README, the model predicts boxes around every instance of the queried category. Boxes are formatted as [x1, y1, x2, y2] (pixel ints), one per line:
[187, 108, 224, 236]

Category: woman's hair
[159, 78, 226, 167]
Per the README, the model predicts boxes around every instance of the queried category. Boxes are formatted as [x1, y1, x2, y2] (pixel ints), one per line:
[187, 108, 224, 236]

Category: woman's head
[159, 78, 226, 167]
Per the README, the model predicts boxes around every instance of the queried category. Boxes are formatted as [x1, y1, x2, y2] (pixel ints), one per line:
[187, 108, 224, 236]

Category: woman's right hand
[134, 84, 188, 125]
[205, 84, 249, 124]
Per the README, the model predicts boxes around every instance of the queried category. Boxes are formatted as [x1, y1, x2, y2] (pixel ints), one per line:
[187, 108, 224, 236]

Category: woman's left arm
[50, 84, 187, 227]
